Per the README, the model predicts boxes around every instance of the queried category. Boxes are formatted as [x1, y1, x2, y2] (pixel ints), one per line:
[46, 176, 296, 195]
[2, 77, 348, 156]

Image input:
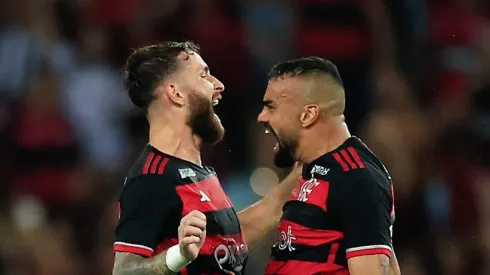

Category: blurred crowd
[1, 0, 490, 274]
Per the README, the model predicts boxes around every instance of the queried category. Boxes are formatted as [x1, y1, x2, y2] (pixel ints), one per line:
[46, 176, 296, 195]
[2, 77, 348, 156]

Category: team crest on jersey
[178, 168, 196, 179]
[310, 165, 330, 176]
[297, 178, 320, 202]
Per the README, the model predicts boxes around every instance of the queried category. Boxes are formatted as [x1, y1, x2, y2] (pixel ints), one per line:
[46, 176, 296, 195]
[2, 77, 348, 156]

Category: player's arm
[113, 252, 174, 275]
[112, 175, 204, 275]
[390, 250, 401, 275]
[237, 164, 302, 248]
[339, 173, 397, 275]
[113, 209, 206, 275]
[347, 254, 390, 275]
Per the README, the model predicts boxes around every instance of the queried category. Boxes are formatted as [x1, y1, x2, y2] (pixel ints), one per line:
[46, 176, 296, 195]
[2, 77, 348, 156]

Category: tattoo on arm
[113, 252, 176, 275]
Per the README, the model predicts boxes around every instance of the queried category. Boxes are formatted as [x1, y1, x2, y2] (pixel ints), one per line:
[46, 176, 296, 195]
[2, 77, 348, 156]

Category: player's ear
[161, 83, 185, 107]
[300, 104, 320, 128]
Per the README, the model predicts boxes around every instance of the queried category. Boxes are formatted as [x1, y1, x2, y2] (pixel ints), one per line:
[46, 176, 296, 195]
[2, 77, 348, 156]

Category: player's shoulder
[306, 136, 391, 189]
[125, 144, 174, 184]
[124, 144, 216, 188]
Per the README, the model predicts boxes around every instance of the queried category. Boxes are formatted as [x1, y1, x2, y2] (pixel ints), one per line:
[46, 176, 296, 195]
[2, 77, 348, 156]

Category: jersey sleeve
[338, 172, 393, 259]
[114, 174, 180, 257]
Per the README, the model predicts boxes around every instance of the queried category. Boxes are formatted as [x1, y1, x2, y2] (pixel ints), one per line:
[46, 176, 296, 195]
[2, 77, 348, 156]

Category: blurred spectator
[62, 23, 133, 176]
[295, 0, 397, 134]
[8, 63, 79, 206]
[1, 0, 490, 274]
[243, 0, 295, 72]
[361, 69, 431, 254]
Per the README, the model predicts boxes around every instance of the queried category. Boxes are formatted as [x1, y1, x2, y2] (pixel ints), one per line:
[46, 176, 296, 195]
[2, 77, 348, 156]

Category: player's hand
[178, 210, 207, 261]
[292, 161, 303, 174]
[289, 161, 303, 180]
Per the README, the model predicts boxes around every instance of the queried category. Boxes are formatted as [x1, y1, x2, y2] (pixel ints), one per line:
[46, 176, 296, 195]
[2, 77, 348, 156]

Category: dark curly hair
[123, 41, 200, 111]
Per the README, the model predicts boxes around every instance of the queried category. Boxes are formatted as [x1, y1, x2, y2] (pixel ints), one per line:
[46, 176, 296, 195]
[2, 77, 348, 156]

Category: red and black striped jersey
[114, 145, 248, 275]
[265, 137, 395, 275]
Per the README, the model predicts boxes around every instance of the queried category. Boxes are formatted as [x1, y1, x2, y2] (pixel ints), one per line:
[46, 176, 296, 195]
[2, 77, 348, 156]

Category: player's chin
[210, 130, 225, 146]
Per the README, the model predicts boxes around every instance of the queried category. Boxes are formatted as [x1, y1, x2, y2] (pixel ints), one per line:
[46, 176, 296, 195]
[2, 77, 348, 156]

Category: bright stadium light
[249, 167, 279, 196]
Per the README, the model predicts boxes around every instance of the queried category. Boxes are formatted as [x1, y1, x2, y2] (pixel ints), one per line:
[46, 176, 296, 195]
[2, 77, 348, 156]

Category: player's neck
[297, 117, 351, 164]
[148, 120, 203, 167]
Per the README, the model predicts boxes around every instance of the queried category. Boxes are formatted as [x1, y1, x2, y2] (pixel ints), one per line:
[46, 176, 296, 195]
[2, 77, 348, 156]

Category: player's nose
[257, 109, 268, 123]
[211, 75, 224, 93]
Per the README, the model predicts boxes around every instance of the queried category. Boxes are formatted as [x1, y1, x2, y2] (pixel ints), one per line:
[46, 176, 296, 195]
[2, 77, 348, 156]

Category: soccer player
[258, 57, 401, 275]
[112, 41, 300, 275]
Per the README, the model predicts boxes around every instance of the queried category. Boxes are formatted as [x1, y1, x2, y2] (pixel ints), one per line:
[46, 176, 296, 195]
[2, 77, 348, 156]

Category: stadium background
[1, 0, 490, 274]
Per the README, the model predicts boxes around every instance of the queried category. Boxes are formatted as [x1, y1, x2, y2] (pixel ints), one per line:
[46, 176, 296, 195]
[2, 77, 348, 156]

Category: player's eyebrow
[263, 100, 274, 108]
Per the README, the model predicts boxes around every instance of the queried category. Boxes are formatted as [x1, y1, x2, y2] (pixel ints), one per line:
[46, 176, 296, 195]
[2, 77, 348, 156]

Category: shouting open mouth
[264, 126, 280, 153]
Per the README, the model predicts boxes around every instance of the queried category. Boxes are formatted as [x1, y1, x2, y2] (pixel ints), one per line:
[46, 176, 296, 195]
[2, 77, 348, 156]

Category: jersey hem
[345, 246, 392, 259]
[114, 242, 154, 257]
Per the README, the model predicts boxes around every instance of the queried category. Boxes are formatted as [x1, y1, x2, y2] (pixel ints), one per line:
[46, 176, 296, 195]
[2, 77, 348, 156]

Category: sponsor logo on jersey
[275, 225, 296, 252]
[200, 190, 211, 202]
[310, 165, 330, 176]
[214, 237, 247, 273]
[179, 168, 197, 179]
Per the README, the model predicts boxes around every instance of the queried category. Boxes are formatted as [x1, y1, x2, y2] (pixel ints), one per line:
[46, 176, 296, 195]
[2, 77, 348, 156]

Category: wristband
[166, 244, 191, 272]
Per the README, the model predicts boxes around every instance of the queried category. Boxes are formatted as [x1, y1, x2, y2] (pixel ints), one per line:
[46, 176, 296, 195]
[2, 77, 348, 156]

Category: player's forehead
[264, 77, 304, 101]
[177, 51, 208, 72]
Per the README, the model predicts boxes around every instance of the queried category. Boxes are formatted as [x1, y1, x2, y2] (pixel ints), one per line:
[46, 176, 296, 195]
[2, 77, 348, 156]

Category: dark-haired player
[112, 41, 300, 275]
[258, 57, 401, 275]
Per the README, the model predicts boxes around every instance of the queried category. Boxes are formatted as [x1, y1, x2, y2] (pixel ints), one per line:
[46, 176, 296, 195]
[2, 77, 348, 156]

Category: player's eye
[263, 101, 274, 110]
[265, 103, 275, 110]
[201, 67, 210, 78]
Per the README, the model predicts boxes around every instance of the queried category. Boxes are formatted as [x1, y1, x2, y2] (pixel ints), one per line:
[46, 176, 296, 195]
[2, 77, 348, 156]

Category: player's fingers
[180, 236, 201, 246]
[180, 211, 206, 226]
[188, 210, 207, 221]
[181, 225, 204, 238]
[188, 216, 207, 230]
[182, 216, 207, 230]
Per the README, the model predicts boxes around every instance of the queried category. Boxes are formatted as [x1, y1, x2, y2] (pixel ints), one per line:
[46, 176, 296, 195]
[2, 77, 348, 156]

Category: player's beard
[187, 91, 225, 145]
[271, 128, 297, 168]
[274, 144, 296, 168]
